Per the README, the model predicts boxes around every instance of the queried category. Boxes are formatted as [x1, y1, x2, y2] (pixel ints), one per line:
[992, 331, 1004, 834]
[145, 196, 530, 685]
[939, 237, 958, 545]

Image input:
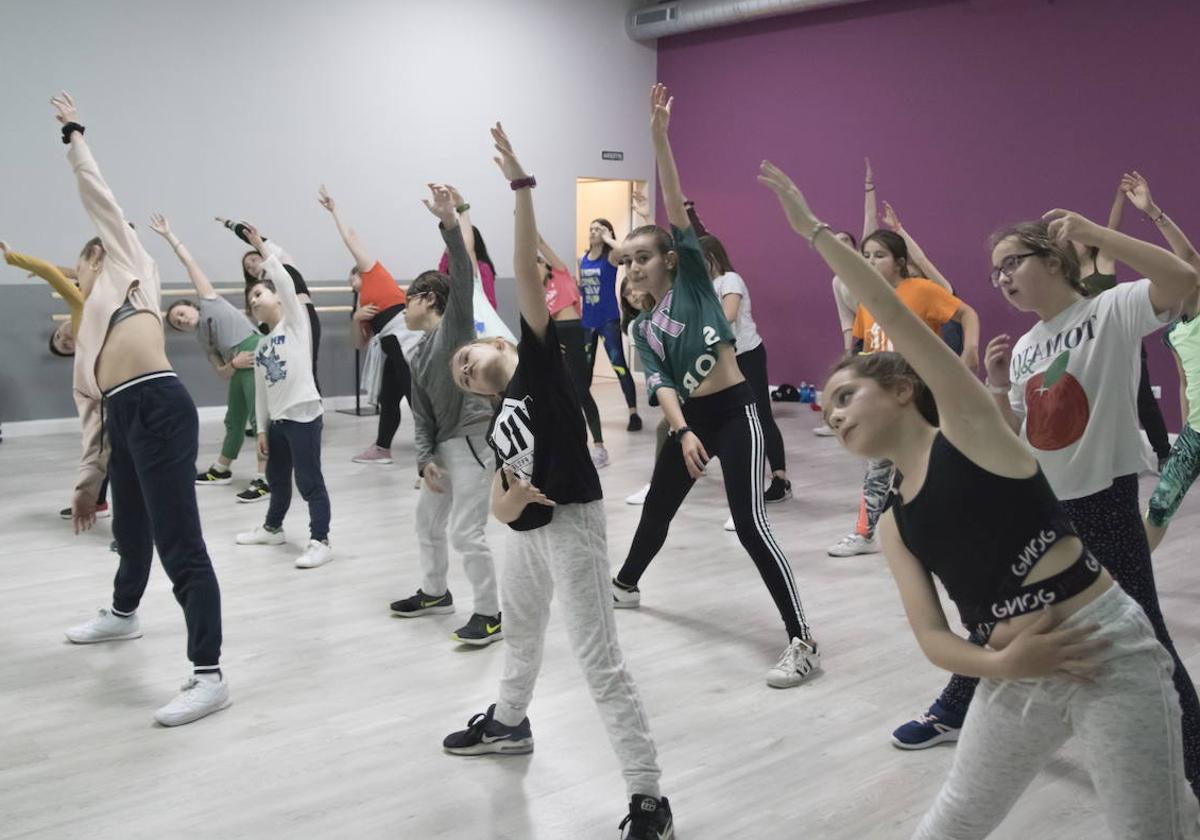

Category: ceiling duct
[627, 0, 873, 40]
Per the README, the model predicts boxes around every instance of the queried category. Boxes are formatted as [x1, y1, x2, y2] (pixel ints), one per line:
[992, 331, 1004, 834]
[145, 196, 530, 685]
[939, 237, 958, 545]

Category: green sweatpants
[220, 335, 261, 461]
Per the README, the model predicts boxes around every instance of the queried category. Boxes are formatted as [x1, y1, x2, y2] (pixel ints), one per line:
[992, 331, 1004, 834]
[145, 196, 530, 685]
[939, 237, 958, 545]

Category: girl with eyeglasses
[761, 158, 1200, 840]
[892, 206, 1200, 797]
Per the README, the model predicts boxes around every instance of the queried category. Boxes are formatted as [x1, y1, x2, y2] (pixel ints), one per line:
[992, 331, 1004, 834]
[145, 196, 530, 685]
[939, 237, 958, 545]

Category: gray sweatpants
[493, 501, 662, 799]
[414, 435, 499, 616]
[914, 584, 1200, 839]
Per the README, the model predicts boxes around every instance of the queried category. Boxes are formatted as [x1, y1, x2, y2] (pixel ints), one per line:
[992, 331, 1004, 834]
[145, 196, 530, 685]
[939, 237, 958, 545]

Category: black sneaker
[236, 478, 270, 503]
[390, 589, 454, 617]
[764, 477, 792, 503]
[451, 613, 504, 646]
[196, 467, 233, 486]
[619, 795, 674, 840]
[443, 704, 533, 755]
[627, 413, 643, 432]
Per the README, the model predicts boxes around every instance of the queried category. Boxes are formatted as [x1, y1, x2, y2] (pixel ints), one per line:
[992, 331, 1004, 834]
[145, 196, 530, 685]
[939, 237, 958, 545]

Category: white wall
[0, 0, 657, 421]
[0, 0, 655, 284]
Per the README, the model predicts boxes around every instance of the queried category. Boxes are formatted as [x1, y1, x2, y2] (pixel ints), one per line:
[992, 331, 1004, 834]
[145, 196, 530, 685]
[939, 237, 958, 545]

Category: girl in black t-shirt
[441, 124, 674, 840]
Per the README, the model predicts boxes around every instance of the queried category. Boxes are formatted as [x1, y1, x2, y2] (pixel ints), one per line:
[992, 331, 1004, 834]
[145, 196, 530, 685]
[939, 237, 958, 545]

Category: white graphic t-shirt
[1006, 279, 1171, 500]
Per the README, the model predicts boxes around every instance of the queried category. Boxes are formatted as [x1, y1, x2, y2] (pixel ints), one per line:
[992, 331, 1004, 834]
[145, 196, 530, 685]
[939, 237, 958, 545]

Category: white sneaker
[591, 445, 610, 469]
[296, 539, 333, 569]
[625, 483, 651, 505]
[827, 533, 879, 557]
[766, 637, 821, 688]
[611, 578, 641, 609]
[813, 424, 837, 437]
[723, 514, 736, 532]
[154, 675, 232, 727]
[236, 524, 285, 545]
[65, 608, 142, 644]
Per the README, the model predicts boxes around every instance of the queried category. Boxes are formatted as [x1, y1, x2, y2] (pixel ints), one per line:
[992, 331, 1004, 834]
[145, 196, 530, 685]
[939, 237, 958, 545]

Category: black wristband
[61, 122, 85, 144]
[669, 426, 693, 441]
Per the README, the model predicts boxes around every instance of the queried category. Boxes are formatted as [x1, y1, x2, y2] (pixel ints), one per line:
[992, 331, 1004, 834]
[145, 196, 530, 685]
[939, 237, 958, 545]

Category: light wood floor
[2, 383, 1197, 839]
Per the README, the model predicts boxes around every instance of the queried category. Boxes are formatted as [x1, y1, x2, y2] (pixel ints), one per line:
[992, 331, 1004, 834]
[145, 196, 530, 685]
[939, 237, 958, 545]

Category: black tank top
[888, 433, 1100, 640]
[1080, 270, 1117, 297]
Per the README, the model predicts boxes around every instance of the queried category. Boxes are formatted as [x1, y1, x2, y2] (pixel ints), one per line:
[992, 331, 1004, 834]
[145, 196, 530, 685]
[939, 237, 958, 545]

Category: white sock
[212, 462, 229, 473]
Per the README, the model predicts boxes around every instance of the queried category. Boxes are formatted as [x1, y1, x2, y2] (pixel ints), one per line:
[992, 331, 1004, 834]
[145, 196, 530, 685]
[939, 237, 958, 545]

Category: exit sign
[601, 150, 624, 161]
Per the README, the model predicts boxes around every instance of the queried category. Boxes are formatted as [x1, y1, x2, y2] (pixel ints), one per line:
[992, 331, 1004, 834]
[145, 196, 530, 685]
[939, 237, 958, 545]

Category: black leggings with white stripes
[616, 381, 812, 642]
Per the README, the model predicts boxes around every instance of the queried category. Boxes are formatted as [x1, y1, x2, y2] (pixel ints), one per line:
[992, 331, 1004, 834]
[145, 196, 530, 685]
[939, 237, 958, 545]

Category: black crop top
[888, 433, 1101, 641]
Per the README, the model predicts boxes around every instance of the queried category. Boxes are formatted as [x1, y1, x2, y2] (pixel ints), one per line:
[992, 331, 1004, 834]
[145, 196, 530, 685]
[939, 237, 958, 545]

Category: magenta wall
[657, 0, 1200, 430]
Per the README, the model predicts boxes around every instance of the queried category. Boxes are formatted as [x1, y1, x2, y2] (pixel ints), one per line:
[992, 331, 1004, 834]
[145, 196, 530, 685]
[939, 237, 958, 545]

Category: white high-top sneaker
[65, 608, 142, 644]
[826, 533, 879, 557]
[625, 483, 651, 505]
[236, 524, 286, 545]
[154, 675, 232, 727]
[296, 539, 333, 569]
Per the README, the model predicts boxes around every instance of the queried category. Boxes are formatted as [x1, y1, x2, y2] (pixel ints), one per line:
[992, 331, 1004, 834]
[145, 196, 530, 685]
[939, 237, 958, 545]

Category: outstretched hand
[1043, 209, 1102, 248]
[50, 91, 78, 125]
[1120, 171, 1157, 216]
[757, 160, 820, 238]
[490, 123, 529, 182]
[148, 213, 172, 238]
[242, 223, 265, 251]
[422, 183, 458, 225]
[864, 156, 875, 187]
[650, 83, 672, 136]
[317, 184, 336, 213]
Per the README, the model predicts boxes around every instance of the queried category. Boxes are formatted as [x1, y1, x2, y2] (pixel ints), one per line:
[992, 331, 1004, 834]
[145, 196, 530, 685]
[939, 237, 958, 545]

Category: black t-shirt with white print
[487, 317, 603, 531]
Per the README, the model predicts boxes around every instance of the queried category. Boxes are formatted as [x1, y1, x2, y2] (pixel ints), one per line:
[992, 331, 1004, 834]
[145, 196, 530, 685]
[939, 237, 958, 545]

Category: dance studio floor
[2, 382, 1196, 839]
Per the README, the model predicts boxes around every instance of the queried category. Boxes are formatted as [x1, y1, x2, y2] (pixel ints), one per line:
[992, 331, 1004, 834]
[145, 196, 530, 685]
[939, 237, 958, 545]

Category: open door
[575, 177, 648, 379]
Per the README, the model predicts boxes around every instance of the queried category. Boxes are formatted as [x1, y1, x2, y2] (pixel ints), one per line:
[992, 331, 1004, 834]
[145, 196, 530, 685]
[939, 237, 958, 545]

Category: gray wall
[0, 0, 654, 421]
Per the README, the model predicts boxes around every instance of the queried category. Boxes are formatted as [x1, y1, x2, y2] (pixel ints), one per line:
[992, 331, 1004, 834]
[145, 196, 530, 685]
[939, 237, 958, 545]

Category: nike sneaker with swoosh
[451, 612, 504, 646]
[619, 794, 674, 840]
[443, 704, 533, 755]
[389, 589, 455, 617]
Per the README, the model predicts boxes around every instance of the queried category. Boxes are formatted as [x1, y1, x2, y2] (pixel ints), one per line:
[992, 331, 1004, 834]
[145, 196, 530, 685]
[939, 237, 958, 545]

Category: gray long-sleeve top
[410, 223, 497, 474]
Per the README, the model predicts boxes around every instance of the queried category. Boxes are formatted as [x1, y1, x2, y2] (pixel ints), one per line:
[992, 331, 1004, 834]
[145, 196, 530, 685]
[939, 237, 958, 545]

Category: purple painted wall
[657, 0, 1200, 430]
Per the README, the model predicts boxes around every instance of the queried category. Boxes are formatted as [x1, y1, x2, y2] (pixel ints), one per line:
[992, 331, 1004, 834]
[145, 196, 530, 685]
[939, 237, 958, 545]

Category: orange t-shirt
[852, 278, 962, 353]
[360, 261, 407, 311]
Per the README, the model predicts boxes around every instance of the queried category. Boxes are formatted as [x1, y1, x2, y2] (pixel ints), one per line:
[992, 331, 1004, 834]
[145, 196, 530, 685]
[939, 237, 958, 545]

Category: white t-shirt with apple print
[1006, 279, 1171, 500]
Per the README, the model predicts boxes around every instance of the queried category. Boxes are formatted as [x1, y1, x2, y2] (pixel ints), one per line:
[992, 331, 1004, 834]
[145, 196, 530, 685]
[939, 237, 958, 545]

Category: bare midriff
[95, 311, 172, 392]
[689, 342, 744, 399]
[551, 305, 581, 321]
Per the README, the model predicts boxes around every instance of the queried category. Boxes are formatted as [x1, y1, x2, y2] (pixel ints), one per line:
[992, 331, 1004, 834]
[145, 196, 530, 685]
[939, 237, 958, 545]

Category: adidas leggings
[913, 585, 1199, 839]
[616, 381, 812, 642]
[931, 474, 1200, 797]
[585, 317, 638, 411]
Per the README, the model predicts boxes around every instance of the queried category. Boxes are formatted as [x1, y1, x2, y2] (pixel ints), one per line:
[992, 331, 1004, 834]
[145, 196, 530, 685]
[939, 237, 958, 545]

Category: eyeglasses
[990, 252, 1040, 287]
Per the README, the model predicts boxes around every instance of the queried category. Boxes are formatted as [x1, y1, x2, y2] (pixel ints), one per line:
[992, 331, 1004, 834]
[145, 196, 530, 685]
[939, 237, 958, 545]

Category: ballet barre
[50, 304, 353, 322]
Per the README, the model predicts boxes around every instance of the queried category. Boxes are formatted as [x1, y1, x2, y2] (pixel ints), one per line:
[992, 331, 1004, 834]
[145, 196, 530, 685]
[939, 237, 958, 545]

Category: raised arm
[52, 92, 148, 278]
[423, 184, 473, 333]
[246, 225, 308, 341]
[862, 157, 877, 242]
[537, 234, 570, 273]
[0, 240, 83, 307]
[317, 185, 374, 273]
[882, 201, 953, 292]
[1045, 207, 1198, 315]
[491, 123, 547, 337]
[1121, 172, 1200, 272]
[650, 84, 689, 230]
[148, 214, 216, 298]
[447, 186, 481, 277]
[759, 160, 1013, 442]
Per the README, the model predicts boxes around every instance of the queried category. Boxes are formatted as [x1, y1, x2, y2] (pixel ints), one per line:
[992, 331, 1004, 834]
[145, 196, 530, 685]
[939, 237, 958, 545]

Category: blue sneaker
[891, 701, 964, 750]
[443, 704, 533, 755]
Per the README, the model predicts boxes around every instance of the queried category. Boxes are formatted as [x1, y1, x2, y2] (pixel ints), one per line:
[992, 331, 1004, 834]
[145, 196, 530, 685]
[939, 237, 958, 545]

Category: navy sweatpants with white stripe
[616, 381, 812, 641]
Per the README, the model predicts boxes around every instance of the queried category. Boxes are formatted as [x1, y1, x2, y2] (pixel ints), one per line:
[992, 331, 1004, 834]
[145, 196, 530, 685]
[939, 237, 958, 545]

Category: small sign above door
[601, 150, 624, 161]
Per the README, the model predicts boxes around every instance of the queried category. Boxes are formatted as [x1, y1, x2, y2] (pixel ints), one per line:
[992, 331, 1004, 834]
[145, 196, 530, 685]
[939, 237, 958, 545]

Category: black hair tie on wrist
[61, 122, 85, 144]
